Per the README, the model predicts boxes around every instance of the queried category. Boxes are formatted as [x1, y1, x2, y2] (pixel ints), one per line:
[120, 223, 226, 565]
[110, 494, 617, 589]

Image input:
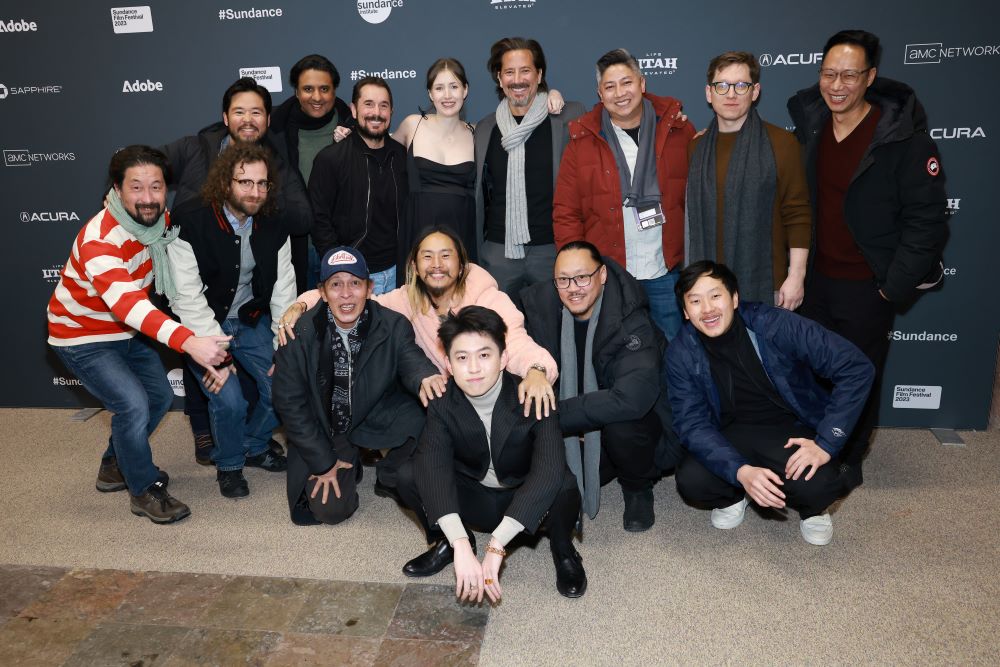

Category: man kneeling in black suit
[397, 306, 586, 600]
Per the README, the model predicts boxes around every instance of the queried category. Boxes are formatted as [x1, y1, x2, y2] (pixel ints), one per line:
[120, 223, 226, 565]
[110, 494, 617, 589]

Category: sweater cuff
[491, 516, 525, 548]
[438, 513, 468, 546]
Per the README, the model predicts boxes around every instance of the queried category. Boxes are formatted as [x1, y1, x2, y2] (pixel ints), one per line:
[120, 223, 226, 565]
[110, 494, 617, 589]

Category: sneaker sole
[96, 481, 127, 493]
[131, 507, 191, 524]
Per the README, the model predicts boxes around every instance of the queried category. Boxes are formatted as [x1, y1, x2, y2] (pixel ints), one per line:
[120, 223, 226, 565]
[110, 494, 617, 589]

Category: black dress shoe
[622, 488, 655, 532]
[552, 547, 587, 598]
[373, 479, 401, 503]
[402, 535, 476, 578]
[245, 450, 287, 472]
[217, 469, 249, 498]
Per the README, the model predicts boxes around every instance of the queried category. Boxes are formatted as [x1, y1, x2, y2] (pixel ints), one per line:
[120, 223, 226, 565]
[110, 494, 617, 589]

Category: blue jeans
[370, 265, 396, 296]
[51, 336, 173, 496]
[306, 244, 321, 291]
[189, 316, 277, 471]
[639, 269, 682, 341]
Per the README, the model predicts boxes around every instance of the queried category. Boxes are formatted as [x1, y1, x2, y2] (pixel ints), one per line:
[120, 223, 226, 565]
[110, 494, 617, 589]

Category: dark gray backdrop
[1, 0, 994, 428]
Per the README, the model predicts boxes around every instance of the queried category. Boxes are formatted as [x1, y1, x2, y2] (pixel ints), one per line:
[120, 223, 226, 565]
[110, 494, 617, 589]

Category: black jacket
[415, 371, 566, 533]
[520, 258, 684, 470]
[170, 202, 292, 327]
[161, 121, 312, 238]
[308, 131, 407, 256]
[270, 95, 354, 190]
[787, 77, 949, 303]
[273, 299, 436, 519]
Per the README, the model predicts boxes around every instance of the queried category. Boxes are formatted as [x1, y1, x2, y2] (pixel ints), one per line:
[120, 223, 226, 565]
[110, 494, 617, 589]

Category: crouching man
[398, 306, 586, 601]
[666, 261, 873, 545]
[273, 246, 445, 525]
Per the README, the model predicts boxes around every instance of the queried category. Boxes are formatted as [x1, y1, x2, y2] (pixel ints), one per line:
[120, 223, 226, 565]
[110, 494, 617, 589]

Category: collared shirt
[613, 123, 668, 280]
[222, 204, 256, 319]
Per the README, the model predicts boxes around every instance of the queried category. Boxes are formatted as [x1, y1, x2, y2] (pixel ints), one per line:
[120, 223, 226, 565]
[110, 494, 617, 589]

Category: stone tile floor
[0, 564, 489, 666]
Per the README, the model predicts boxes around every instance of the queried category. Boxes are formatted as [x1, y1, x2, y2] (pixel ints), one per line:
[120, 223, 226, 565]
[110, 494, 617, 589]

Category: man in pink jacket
[280, 226, 558, 417]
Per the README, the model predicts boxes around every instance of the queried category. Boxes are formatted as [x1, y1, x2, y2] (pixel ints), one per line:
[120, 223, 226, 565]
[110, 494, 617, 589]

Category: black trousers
[675, 422, 843, 519]
[396, 460, 581, 557]
[304, 439, 416, 526]
[799, 271, 894, 466]
[597, 408, 662, 492]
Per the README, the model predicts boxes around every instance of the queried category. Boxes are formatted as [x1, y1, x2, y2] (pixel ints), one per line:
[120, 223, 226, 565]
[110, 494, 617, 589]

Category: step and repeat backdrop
[1, 0, 994, 428]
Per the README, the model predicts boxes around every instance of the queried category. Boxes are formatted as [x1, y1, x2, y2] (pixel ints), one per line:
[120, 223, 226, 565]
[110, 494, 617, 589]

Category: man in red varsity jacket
[47, 145, 230, 524]
[167, 142, 296, 499]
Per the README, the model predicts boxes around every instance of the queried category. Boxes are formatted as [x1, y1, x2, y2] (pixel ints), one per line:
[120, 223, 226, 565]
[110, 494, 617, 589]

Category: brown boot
[97, 457, 169, 493]
[130, 485, 190, 524]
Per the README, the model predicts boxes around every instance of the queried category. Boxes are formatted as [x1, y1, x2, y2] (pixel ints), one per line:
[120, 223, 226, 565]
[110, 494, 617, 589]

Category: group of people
[46, 28, 948, 602]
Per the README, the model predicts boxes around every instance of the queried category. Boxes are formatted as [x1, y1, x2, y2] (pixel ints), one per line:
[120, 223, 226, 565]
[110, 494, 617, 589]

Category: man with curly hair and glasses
[167, 143, 295, 499]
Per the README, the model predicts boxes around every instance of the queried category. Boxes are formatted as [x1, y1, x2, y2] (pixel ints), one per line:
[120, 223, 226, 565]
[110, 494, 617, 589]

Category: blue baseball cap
[320, 246, 370, 282]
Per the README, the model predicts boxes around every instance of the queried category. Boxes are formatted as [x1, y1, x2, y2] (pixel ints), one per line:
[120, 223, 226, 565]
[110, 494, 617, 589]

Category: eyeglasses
[818, 68, 871, 85]
[232, 178, 272, 192]
[553, 266, 601, 290]
[710, 81, 754, 96]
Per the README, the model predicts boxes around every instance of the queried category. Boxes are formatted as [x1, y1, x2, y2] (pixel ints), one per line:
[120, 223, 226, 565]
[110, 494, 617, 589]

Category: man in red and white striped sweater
[47, 145, 231, 524]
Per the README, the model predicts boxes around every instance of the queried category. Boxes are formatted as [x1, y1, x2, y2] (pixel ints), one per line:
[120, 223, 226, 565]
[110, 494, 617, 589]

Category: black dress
[399, 118, 477, 274]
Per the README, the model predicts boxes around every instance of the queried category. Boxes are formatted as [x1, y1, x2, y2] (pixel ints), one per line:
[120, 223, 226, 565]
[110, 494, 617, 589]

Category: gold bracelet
[295, 301, 308, 313]
[486, 541, 506, 557]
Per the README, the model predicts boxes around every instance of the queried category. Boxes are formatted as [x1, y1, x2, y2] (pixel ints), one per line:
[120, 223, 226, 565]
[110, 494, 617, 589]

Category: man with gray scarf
[521, 241, 674, 532]
[474, 36, 584, 298]
[554, 48, 696, 340]
[686, 51, 811, 310]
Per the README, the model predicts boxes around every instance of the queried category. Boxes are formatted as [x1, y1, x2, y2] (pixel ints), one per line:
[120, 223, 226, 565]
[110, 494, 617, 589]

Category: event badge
[634, 203, 666, 231]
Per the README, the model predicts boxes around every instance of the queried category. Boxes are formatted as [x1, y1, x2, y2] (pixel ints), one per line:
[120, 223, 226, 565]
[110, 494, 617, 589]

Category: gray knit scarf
[495, 91, 549, 259]
[559, 291, 603, 519]
[327, 306, 370, 436]
[685, 108, 776, 303]
[601, 98, 661, 209]
[106, 187, 179, 300]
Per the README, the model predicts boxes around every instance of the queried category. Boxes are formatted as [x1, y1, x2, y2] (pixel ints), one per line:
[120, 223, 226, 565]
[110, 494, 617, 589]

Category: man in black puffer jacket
[521, 241, 682, 534]
[787, 30, 949, 489]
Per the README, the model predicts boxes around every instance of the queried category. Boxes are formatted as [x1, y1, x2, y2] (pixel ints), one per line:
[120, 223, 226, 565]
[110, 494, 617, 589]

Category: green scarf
[106, 188, 179, 300]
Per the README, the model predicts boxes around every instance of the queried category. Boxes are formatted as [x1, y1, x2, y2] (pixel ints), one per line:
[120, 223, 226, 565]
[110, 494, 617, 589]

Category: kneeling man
[399, 306, 586, 600]
[666, 261, 873, 545]
[273, 247, 444, 525]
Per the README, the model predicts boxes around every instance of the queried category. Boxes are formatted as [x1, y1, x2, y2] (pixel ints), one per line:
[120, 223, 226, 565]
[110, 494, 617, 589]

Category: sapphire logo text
[930, 127, 986, 140]
[0, 83, 62, 100]
[905, 42, 1000, 65]
[0, 18, 38, 32]
[122, 79, 163, 93]
[4, 149, 76, 167]
[21, 211, 80, 222]
[239, 67, 282, 93]
[110, 7, 153, 34]
[218, 7, 283, 20]
[758, 52, 822, 67]
[639, 53, 678, 77]
[892, 385, 942, 410]
[357, 0, 403, 24]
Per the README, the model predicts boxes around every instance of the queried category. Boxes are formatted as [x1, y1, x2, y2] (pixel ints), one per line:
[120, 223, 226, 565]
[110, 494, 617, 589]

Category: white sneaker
[711, 498, 748, 530]
[800, 513, 833, 546]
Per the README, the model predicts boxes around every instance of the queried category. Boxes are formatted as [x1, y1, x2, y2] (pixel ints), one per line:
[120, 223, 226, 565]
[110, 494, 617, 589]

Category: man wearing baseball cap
[273, 246, 446, 525]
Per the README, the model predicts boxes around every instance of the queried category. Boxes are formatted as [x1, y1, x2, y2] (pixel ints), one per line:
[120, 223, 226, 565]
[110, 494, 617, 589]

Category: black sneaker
[267, 438, 285, 456]
[130, 485, 190, 524]
[217, 469, 249, 498]
[97, 457, 168, 493]
[194, 432, 214, 466]
[245, 450, 287, 472]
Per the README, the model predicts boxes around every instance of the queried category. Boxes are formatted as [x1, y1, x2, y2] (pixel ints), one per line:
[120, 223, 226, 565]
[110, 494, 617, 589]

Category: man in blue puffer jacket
[666, 260, 873, 545]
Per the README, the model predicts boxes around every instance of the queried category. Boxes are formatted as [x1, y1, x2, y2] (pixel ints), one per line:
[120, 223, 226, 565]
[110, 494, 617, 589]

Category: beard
[227, 124, 264, 144]
[226, 193, 264, 219]
[356, 115, 389, 141]
[128, 202, 164, 227]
